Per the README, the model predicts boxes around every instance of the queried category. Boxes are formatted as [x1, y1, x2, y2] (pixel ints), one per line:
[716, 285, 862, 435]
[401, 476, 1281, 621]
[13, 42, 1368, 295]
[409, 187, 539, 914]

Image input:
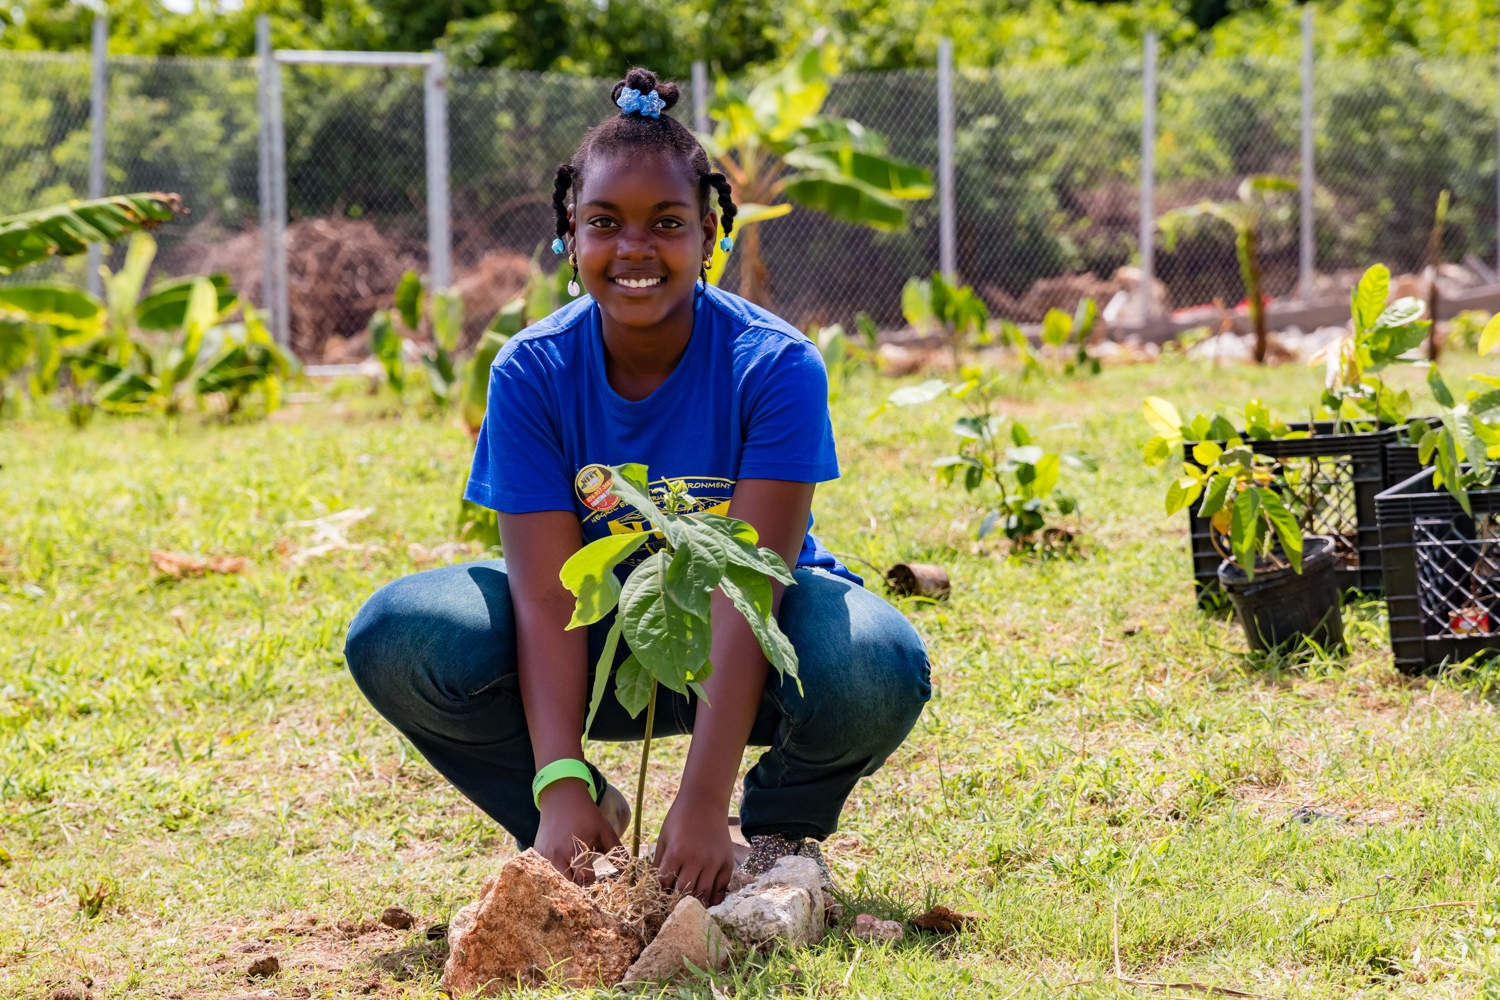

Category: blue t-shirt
[464, 285, 860, 584]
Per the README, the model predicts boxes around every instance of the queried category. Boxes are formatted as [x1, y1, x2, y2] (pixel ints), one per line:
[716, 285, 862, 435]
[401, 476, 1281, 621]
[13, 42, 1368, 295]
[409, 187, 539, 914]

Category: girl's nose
[615, 227, 656, 258]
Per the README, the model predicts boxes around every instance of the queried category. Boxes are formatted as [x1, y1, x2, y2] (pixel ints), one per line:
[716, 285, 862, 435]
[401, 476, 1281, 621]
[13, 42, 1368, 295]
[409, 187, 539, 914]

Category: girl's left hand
[653, 794, 735, 906]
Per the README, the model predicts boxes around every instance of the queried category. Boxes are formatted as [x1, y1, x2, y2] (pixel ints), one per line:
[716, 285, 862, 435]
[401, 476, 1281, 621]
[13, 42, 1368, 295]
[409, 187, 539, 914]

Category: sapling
[557, 464, 800, 859]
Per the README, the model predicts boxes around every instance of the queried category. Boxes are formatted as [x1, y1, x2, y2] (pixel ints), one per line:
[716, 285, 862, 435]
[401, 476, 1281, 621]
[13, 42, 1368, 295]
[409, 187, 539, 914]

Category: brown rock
[246, 955, 281, 978]
[381, 905, 416, 930]
[622, 896, 731, 984]
[852, 913, 904, 943]
[441, 849, 643, 994]
[50, 988, 93, 1000]
[911, 905, 982, 934]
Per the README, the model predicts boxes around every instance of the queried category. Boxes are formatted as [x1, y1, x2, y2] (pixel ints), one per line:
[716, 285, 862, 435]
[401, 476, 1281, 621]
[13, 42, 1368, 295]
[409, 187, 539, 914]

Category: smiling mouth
[611, 276, 665, 289]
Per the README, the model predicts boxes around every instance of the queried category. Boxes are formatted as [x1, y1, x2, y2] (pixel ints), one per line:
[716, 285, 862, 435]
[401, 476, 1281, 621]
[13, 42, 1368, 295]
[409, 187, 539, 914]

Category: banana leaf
[0, 193, 185, 273]
[782, 144, 932, 199]
[781, 170, 909, 231]
[0, 283, 104, 334]
[136, 274, 237, 330]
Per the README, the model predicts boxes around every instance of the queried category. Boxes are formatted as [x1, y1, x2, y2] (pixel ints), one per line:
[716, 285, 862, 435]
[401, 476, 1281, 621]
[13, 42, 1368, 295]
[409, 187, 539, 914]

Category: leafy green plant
[702, 39, 932, 306]
[557, 464, 798, 857]
[1159, 175, 1296, 365]
[902, 272, 989, 368]
[1413, 360, 1500, 513]
[810, 316, 877, 401]
[877, 367, 1093, 554]
[1157, 427, 1305, 581]
[0, 192, 184, 274]
[1446, 310, 1494, 353]
[1311, 263, 1429, 426]
[998, 298, 1100, 379]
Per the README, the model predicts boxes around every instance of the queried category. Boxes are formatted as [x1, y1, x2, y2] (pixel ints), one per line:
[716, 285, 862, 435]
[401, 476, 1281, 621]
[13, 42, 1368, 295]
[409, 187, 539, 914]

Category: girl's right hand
[535, 779, 622, 883]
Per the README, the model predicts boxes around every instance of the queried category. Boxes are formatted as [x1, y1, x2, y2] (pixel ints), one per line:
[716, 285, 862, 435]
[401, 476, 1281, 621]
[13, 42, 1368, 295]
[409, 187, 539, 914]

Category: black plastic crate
[1384, 418, 1441, 490]
[1377, 467, 1500, 674]
[1186, 422, 1401, 597]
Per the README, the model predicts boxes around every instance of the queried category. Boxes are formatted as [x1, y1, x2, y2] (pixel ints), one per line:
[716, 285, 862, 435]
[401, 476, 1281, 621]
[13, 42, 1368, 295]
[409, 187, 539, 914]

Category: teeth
[615, 277, 662, 288]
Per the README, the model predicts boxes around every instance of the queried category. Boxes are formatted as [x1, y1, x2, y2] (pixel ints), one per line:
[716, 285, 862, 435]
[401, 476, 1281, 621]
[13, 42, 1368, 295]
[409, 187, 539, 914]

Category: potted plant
[1164, 433, 1344, 653]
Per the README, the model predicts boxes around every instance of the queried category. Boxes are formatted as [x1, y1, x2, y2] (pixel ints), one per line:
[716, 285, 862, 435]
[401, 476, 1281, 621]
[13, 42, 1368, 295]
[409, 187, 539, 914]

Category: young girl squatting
[344, 67, 930, 905]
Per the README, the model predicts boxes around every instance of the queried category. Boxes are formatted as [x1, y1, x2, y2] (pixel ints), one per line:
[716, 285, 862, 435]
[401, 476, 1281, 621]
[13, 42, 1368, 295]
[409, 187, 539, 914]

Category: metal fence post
[1300, 3, 1315, 299]
[85, 12, 107, 297]
[424, 50, 451, 291]
[1496, 26, 1499, 276]
[692, 59, 710, 134]
[938, 37, 956, 282]
[268, 41, 289, 347]
[1139, 31, 1158, 322]
[256, 16, 275, 320]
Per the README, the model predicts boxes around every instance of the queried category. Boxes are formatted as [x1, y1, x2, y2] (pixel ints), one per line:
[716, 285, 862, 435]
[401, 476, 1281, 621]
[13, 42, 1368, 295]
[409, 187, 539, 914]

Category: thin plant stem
[630, 681, 659, 863]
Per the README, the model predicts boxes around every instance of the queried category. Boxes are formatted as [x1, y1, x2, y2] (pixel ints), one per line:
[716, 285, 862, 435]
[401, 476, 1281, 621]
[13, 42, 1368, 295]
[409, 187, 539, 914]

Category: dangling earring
[567, 254, 580, 297]
[700, 258, 712, 289]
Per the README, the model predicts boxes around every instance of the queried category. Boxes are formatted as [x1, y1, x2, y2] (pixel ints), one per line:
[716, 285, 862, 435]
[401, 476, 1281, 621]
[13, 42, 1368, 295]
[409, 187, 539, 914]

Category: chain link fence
[0, 47, 1496, 354]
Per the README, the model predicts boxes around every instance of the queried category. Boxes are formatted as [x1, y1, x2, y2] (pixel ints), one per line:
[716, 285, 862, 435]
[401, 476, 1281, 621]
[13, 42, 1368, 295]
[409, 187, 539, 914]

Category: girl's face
[571, 151, 717, 331]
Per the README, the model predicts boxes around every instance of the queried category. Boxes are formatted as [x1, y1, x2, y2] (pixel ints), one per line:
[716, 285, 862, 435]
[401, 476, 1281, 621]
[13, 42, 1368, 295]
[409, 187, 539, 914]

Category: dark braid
[551, 164, 573, 241]
[552, 67, 738, 246]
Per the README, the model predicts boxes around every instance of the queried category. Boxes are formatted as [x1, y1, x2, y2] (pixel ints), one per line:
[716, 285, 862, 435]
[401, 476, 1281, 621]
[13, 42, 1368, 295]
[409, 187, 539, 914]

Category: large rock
[621, 896, 731, 984]
[441, 850, 643, 994]
[708, 856, 825, 950]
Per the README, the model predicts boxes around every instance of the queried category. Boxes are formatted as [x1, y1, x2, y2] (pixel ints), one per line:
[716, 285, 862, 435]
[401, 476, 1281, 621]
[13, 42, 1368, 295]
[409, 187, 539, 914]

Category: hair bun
[610, 67, 680, 111]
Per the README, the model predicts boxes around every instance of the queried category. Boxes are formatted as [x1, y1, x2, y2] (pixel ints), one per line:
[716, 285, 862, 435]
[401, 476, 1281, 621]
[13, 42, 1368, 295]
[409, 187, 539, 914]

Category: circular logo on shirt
[575, 464, 620, 512]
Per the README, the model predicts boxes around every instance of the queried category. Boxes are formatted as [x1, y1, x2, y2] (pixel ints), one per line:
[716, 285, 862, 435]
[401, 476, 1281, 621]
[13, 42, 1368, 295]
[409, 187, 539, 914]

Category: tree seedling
[558, 464, 800, 859]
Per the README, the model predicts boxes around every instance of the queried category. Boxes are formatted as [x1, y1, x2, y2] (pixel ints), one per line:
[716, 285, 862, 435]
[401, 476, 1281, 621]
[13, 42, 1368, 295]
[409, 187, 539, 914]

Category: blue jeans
[344, 560, 930, 849]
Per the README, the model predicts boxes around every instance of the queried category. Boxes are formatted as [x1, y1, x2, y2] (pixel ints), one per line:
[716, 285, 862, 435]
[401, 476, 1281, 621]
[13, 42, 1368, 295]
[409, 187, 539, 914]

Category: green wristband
[532, 758, 597, 808]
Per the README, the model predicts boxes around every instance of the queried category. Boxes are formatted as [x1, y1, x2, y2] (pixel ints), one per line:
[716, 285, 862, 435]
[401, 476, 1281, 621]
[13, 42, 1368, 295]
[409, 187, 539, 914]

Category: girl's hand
[535, 780, 621, 884]
[654, 793, 735, 906]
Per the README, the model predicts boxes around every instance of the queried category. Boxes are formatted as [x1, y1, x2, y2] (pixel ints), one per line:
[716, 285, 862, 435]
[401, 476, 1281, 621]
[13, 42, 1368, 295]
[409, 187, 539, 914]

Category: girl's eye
[588, 217, 618, 229]
[656, 218, 683, 229]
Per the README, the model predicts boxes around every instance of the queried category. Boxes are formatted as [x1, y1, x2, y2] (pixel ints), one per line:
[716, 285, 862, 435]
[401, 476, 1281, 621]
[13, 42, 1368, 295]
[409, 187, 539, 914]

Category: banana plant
[367, 270, 469, 408]
[701, 40, 932, 306]
[558, 464, 799, 858]
[0, 192, 185, 274]
[1159, 175, 1296, 365]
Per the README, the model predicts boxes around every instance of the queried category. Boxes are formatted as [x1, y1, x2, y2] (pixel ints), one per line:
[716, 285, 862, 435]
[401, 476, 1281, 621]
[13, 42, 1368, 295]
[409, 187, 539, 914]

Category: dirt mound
[161, 219, 532, 360]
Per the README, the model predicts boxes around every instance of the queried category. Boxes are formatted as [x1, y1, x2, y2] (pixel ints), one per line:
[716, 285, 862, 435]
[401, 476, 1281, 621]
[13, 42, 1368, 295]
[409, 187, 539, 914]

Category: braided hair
[551, 67, 737, 256]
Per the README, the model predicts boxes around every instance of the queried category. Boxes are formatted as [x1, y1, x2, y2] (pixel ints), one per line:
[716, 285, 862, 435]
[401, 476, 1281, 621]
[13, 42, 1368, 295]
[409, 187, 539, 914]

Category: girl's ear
[701, 207, 718, 262]
[568, 207, 577, 243]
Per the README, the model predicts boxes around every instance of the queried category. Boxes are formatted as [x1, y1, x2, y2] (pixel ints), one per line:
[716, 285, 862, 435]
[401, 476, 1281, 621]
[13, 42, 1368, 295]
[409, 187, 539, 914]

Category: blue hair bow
[617, 87, 666, 119]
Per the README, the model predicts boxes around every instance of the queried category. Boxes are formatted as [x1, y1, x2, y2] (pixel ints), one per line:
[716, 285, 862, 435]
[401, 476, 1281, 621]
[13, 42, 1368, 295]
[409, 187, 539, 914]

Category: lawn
[4, 355, 1500, 999]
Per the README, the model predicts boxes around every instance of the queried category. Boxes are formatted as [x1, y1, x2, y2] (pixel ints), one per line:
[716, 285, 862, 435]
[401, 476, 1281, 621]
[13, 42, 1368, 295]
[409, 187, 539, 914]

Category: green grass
[5, 355, 1500, 998]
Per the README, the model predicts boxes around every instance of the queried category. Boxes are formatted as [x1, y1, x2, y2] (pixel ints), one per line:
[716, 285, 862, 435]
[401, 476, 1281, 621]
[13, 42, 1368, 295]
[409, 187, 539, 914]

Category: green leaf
[369, 310, 403, 393]
[1260, 491, 1303, 574]
[1143, 396, 1183, 437]
[1072, 298, 1097, 342]
[782, 170, 910, 232]
[584, 619, 624, 739]
[1352, 264, 1390, 334]
[1455, 406, 1488, 471]
[1041, 308, 1072, 347]
[1031, 453, 1060, 497]
[619, 551, 710, 693]
[1142, 435, 1172, 466]
[886, 378, 950, 407]
[1470, 389, 1500, 425]
[394, 270, 424, 332]
[1230, 488, 1263, 576]
[0, 283, 103, 331]
[614, 654, 655, 718]
[0, 192, 183, 273]
[663, 534, 727, 620]
[431, 288, 464, 352]
[1165, 477, 1203, 516]
[606, 463, 666, 532]
[136, 274, 237, 330]
[1191, 441, 1223, 467]
[559, 532, 650, 629]
[1374, 297, 1424, 330]
[1479, 313, 1500, 356]
[1428, 366, 1455, 409]
[781, 144, 932, 198]
[719, 562, 800, 686]
[1198, 473, 1233, 518]
[1006, 445, 1044, 466]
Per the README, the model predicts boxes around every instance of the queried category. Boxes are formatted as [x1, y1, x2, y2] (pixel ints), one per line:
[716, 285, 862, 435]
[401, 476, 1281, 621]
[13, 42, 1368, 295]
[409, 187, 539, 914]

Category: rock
[621, 896, 731, 984]
[50, 988, 93, 1000]
[381, 905, 416, 930]
[708, 856, 825, 950]
[911, 905, 982, 934]
[246, 955, 280, 978]
[852, 913, 904, 943]
[441, 849, 643, 994]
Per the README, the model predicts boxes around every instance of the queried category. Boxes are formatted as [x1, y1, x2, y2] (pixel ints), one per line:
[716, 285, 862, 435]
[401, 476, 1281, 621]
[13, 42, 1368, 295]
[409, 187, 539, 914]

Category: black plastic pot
[1217, 535, 1345, 654]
